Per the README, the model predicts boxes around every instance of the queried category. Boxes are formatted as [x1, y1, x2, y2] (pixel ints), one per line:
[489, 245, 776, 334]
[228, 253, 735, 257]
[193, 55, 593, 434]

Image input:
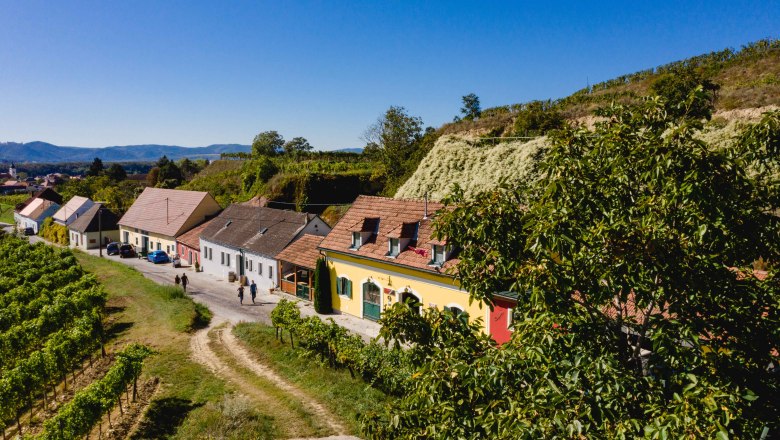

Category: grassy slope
[233, 323, 392, 435]
[74, 252, 276, 439]
[0, 194, 27, 224]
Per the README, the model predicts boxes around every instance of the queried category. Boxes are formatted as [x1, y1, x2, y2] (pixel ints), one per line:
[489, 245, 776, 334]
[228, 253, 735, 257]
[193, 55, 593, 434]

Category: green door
[363, 282, 381, 321]
[296, 283, 309, 300]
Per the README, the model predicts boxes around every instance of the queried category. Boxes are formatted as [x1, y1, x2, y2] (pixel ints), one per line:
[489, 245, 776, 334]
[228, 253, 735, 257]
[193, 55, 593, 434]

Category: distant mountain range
[0, 141, 252, 163]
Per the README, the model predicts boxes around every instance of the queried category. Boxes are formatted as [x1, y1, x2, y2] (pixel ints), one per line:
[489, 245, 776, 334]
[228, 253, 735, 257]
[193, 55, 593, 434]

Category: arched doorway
[400, 290, 421, 315]
[363, 281, 381, 321]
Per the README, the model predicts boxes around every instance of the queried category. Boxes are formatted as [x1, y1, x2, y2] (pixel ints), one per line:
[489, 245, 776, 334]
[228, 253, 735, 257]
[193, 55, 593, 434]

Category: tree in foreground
[363, 95, 780, 438]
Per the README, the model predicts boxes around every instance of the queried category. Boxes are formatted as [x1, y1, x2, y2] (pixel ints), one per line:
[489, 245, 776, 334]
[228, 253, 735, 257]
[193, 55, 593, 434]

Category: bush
[268, 300, 412, 396]
[313, 257, 332, 314]
[39, 217, 70, 245]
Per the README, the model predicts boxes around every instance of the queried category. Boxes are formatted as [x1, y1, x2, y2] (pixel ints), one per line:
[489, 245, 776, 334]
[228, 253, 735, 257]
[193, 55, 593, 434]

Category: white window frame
[432, 244, 446, 265]
[388, 238, 400, 257]
[351, 231, 361, 249]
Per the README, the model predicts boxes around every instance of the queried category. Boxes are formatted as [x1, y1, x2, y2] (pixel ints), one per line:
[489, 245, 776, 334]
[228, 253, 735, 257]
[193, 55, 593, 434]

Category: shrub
[313, 257, 332, 314]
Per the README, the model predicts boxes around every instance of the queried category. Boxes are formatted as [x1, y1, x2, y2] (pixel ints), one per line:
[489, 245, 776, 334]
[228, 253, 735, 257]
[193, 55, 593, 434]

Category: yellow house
[118, 187, 221, 256]
[318, 195, 487, 325]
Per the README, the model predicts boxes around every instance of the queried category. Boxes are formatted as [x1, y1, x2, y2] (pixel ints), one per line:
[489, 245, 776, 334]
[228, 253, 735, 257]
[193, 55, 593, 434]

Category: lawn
[74, 252, 276, 439]
[0, 194, 26, 224]
[234, 322, 393, 435]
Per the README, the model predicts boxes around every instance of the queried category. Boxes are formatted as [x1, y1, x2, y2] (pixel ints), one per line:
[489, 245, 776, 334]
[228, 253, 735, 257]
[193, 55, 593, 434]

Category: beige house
[53, 196, 94, 226]
[68, 203, 120, 250]
[118, 188, 221, 256]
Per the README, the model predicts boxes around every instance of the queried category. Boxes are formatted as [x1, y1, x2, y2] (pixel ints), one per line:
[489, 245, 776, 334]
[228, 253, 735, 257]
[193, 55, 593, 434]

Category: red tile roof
[276, 234, 325, 269]
[118, 188, 220, 238]
[318, 195, 457, 274]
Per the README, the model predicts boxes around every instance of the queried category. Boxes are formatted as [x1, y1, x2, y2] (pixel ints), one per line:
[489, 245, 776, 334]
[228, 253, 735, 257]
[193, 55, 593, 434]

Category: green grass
[0, 194, 26, 224]
[234, 322, 393, 435]
[73, 252, 275, 439]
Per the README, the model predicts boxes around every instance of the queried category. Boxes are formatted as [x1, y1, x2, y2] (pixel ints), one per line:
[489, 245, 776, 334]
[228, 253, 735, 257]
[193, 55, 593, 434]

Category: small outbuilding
[68, 203, 121, 250]
[276, 234, 326, 300]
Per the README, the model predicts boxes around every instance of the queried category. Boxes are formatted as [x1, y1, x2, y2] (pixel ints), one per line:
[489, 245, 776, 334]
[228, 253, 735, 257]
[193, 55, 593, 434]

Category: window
[351, 232, 361, 249]
[507, 307, 514, 331]
[258, 262, 263, 274]
[444, 305, 464, 316]
[388, 238, 400, 257]
[432, 245, 446, 265]
[135, 237, 138, 245]
[156, 242, 161, 251]
[247, 259, 253, 271]
[268, 265, 273, 279]
[221, 252, 225, 265]
[226, 254, 231, 267]
[336, 277, 352, 298]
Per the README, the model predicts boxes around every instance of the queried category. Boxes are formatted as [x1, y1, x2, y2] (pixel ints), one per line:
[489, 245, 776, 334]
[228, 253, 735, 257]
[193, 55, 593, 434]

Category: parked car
[171, 253, 181, 268]
[147, 250, 171, 264]
[23, 227, 35, 236]
[119, 244, 136, 258]
[106, 242, 120, 256]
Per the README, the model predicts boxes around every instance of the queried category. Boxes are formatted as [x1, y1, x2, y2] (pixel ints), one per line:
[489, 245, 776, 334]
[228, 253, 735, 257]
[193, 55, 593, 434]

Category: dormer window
[432, 244, 446, 265]
[388, 238, 400, 257]
[351, 231, 362, 249]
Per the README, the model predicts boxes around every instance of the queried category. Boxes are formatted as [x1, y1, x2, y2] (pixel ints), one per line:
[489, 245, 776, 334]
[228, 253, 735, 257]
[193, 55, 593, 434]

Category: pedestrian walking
[181, 273, 189, 293]
[237, 285, 245, 305]
[174, 274, 181, 286]
[250, 280, 257, 304]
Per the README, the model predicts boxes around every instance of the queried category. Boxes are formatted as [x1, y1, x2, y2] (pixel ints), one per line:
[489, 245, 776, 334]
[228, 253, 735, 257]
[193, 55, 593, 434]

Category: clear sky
[0, 1, 777, 150]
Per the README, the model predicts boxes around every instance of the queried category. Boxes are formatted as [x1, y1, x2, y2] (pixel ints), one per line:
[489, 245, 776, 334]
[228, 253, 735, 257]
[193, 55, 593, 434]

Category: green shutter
[336, 277, 342, 295]
[347, 279, 352, 298]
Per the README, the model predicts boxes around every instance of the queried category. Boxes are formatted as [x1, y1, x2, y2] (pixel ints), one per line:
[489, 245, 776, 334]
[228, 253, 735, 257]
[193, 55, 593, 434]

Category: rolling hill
[0, 141, 251, 163]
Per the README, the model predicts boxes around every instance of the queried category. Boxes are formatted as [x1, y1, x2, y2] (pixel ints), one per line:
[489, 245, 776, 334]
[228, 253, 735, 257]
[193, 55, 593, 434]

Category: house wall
[298, 217, 331, 237]
[176, 242, 200, 266]
[198, 237, 279, 291]
[119, 227, 178, 255]
[174, 197, 222, 236]
[488, 297, 516, 345]
[69, 229, 120, 251]
[325, 252, 488, 327]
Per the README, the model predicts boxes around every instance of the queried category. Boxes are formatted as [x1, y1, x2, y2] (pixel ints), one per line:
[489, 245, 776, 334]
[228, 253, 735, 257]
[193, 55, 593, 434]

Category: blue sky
[0, 1, 777, 150]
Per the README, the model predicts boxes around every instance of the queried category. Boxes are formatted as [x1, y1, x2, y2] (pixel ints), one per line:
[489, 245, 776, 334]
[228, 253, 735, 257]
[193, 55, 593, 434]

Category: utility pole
[98, 205, 103, 257]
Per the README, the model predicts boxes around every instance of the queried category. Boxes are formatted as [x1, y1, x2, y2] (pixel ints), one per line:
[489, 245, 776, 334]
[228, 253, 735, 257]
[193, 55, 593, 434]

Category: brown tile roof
[200, 204, 316, 258]
[117, 188, 220, 238]
[176, 217, 218, 250]
[18, 188, 63, 211]
[276, 234, 325, 269]
[68, 203, 120, 233]
[318, 195, 457, 274]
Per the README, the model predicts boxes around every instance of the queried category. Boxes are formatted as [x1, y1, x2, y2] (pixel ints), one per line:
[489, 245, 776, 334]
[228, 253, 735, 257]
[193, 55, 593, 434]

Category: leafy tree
[177, 158, 202, 180]
[313, 257, 332, 314]
[86, 157, 104, 177]
[154, 155, 183, 188]
[460, 93, 481, 120]
[363, 106, 424, 182]
[651, 67, 720, 120]
[105, 163, 127, 182]
[146, 167, 160, 187]
[367, 99, 780, 438]
[283, 137, 313, 156]
[252, 131, 285, 157]
[512, 100, 565, 136]
[241, 157, 279, 193]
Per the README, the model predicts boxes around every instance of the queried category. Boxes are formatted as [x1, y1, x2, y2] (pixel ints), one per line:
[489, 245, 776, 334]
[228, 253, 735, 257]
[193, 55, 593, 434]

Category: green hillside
[439, 39, 780, 138]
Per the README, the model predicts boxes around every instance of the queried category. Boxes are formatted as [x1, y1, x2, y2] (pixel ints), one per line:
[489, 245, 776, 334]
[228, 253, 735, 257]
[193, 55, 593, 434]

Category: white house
[199, 204, 331, 292]
[15, 198, 60, 233]
[53, 196, 95, 227]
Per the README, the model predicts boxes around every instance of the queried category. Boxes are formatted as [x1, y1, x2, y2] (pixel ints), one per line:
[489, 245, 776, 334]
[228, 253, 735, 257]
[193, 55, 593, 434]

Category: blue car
[147, 250, 171, 264]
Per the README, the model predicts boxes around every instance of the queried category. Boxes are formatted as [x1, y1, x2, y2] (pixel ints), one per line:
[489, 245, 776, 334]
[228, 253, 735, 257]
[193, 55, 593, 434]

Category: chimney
[423, 192, 428, 220]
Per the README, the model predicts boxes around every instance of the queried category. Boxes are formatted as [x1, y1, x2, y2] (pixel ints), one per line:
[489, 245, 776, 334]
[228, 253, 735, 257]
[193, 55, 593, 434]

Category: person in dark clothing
[175, 274, 181, 286]
[250, 280, 257, 304]
[181, 273, 189, 292]
[237, 285, 245, 305]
